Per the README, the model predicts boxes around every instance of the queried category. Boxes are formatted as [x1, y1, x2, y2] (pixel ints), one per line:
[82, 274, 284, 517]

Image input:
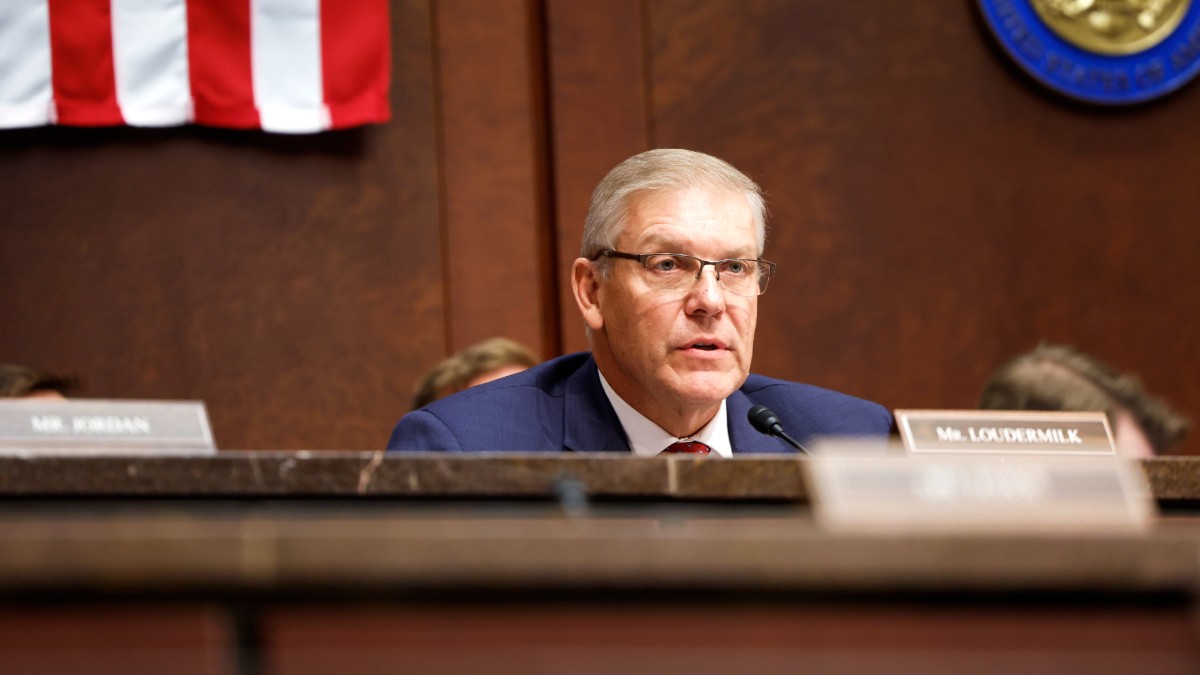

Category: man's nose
[685, 266, 726, 314]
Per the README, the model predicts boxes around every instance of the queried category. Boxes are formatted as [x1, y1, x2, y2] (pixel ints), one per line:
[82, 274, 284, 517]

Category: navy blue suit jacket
[387, 352, 892, 453]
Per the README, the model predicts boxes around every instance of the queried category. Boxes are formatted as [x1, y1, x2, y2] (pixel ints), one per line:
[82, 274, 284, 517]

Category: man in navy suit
[388, 149, 891, 454]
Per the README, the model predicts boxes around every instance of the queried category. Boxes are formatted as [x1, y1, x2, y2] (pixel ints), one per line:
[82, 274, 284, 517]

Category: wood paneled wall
[1, 0, 444, 450]
[2, 0, 1197, 453]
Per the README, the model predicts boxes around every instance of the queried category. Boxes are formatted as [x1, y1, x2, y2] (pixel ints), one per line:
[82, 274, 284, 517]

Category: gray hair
[579, 149, 767, 276]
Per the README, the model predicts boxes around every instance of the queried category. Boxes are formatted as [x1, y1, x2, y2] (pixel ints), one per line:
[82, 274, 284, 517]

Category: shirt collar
[597, 370, 732, 458]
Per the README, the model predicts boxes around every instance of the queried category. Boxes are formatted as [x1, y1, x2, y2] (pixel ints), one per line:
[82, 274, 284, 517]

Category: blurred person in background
[412, 337, 540, 410]
[980, 343, 1189, 457]
[0, 364, 76, 400]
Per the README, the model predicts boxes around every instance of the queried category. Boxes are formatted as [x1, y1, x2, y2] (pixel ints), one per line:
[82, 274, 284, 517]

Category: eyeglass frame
[590, 249, 777, 296]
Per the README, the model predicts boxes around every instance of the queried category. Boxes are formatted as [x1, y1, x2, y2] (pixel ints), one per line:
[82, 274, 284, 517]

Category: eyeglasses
[592, 250, 777, 296]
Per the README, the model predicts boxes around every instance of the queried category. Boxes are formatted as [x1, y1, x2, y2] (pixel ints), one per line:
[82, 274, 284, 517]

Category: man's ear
[572, 258, 604, 331]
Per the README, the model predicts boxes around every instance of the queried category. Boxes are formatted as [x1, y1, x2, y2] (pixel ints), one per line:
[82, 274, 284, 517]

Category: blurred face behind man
[22, 390, 66, 400]
[1113, 408, 1156, 458]
[572, 185, 759, 438]
[465, 364, 528, 389]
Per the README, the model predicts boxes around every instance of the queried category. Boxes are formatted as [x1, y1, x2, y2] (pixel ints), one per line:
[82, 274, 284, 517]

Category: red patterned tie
[662, 441, 711, 455]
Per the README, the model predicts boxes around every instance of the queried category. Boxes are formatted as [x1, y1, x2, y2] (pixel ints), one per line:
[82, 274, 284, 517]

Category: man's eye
[725, 261, 747, 275]
[650, 257, 680, 272]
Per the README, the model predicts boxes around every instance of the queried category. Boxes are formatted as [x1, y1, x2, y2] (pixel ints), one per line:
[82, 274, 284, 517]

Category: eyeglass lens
[640, 254, 769, 296]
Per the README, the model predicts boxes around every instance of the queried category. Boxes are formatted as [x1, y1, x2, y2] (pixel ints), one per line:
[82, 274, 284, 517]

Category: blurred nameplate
[806, 450, 1152, 534]
[0, 400, 215, 455]
[897, 409, 1115, 456]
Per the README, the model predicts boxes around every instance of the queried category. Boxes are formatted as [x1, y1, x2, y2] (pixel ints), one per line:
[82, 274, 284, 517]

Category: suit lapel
[562, 356, 630, 452]
[727, 390, 794, 454]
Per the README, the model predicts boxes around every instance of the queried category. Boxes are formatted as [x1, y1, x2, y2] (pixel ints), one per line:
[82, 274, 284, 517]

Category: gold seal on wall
[1031, 0, 1192, 55]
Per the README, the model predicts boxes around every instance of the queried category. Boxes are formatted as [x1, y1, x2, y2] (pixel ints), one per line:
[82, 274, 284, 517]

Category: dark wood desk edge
[0, 505, 1196, 596]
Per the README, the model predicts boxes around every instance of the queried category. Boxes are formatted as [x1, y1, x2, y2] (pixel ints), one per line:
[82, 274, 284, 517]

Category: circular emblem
[1032, 0, 1190, 55]
[978, 0, 1200, 103]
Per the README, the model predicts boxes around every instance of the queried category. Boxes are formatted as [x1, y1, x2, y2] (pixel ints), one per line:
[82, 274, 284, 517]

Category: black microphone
[747, 405, 810, 454]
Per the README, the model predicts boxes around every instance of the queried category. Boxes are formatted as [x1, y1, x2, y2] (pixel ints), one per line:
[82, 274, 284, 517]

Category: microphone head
[747, 404, 782, 435]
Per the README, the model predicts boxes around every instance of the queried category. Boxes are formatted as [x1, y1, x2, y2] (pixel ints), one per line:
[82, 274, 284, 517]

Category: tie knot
[662, 441, 711, 455]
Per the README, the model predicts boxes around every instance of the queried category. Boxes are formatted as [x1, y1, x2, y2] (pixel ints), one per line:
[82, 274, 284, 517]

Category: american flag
[0, 0, 391, 133]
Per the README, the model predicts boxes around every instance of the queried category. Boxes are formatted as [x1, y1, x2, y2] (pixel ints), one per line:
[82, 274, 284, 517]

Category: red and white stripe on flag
[0, 0, 390, 133]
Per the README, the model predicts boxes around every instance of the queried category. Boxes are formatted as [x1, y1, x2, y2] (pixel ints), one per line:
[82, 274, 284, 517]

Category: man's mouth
[680, 339, 727, 352]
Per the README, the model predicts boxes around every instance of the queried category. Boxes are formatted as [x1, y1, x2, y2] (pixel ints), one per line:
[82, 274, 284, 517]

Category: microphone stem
[777, 429, 810, 455]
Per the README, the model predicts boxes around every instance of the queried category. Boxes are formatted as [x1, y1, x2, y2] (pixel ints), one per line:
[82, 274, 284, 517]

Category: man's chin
[668, 373, 743, 405]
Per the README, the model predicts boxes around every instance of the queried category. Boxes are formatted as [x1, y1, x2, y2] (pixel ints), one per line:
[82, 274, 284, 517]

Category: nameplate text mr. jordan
[0, 399, 215, 455]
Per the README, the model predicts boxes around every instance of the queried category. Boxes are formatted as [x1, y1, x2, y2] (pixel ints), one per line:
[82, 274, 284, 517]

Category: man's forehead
[619, 189, 758, 253]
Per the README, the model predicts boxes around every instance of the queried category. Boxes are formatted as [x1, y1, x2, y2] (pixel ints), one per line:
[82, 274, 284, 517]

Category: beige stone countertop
[1, 452, 1198, 503]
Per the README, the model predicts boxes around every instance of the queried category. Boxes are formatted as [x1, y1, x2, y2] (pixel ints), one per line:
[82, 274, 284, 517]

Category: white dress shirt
[598, 371, 732, 457]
